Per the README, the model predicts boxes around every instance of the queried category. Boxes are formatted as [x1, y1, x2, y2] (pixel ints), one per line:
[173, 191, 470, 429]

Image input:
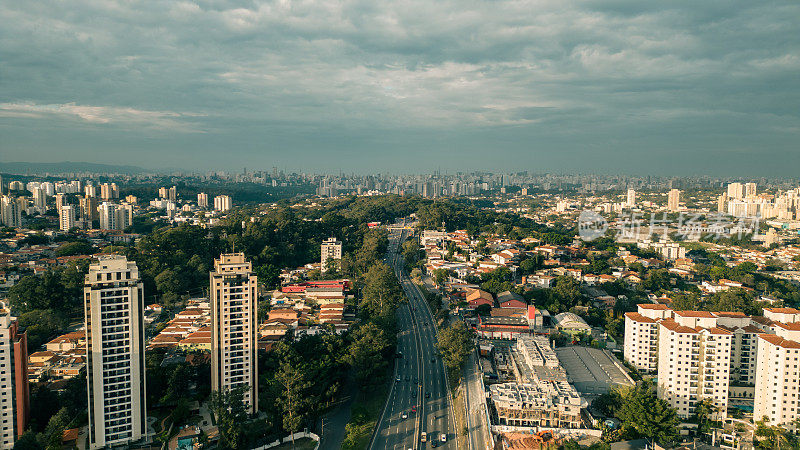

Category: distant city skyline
[1, 1, 798, 175]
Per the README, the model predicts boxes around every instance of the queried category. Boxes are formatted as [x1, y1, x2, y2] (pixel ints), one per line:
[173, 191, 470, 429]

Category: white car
[441, 433, 447, 442]
[401, 412, 408, 419]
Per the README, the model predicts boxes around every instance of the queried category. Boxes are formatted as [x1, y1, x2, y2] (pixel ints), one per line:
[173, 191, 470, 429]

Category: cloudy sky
[1, 0, 798, 174]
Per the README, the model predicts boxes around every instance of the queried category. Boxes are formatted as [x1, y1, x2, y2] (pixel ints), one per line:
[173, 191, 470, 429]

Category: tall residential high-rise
[0, 196, 22, 228]
[54, 193, 66, 215]
[657, 312, 732, 420]
[744, 182, 757, 198]
[59, 205, 77, 231]
[0, 315, 30, 448]
[667, 189, 680, 212]
[33, 186, 47, 214]
[0, 175, 4, 195]
[727, 182, 744, 200]
[754, 310, 800, 426]
[321, 237, 343, 272]
[623, 304, 672, 373]
[626, 189, 636, 208]
[213, 195, 232, 212]
[85, 184, 97, 198]
[210, 253, 258, 414]
[197, 192, 209, 208]
[717, 193, 728, 213]
[81, 196, 100, 224]
[98, 202, 133, 231]
[100, 183, 119, 200]
[84, 256, 147, 449]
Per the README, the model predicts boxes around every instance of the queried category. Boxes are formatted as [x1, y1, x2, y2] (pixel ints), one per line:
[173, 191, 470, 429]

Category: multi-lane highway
[370, 227, 456, 450]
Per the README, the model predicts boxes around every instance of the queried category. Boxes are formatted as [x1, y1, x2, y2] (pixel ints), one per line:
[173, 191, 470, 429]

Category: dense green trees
[347, 322, 394, 385]
[437, 321, 474, 381]
[599, 383, 679, 445]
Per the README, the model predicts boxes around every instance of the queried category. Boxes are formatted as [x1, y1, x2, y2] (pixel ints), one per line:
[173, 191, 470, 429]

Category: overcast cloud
[0, 0, 798, 174]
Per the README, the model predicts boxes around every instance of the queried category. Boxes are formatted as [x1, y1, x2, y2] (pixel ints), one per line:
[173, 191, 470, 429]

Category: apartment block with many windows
[85, 256, 147, 449]
[210, 253, 258, 414]
[0, 315, 29, 448]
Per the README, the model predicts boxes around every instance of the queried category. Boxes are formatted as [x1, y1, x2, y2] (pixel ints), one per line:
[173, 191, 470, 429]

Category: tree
[8, 272, 67, 313]
[40, 408, 71, 450]
[210, 386, 249, 450]
[360, 262, 403, 319]
[437, 322, 474, 380]
[275, 358, 313, 444]
[12, 432, 42, 450]
[615, 383, 679, 445]
[347, 322, 391, 385]
[692, 399, 718, 434]
[18, 310, 68, 351]
[54, 241, 95, 257]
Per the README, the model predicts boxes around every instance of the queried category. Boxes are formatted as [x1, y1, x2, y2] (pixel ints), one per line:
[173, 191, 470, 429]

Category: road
[370, 227, 457, 450]
[462, 350, 490, 450]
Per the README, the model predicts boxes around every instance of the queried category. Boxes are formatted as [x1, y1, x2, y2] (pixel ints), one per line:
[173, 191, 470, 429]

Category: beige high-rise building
[727, 182, 744, 200]
[59, 205, 77, 231]
[0, 196, 22, 228]
[717, 193, 728, 213]
[214, 195, 232, 212]
[321, 237, 343, 272]
[100, 183, 119, 200]
[626, 189, 636, 208]
[754, 322, 800, 426]
[81, 196, 100, 224]
[210, 253, 258, 414]
[98, 202, 133, 231]
[657, 312, 732, 420]
[667, 189, 680, 212]
[197, 192, 209, 208]
[745, 182, 757, 198]
[84, 256, 147, 449]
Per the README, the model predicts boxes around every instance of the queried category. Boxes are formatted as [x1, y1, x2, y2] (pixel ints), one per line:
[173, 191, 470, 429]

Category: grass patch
[341, 381, 391, 450]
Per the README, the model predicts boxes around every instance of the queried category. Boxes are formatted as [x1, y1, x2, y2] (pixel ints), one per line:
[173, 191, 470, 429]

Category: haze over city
[1, 0, 799, 175]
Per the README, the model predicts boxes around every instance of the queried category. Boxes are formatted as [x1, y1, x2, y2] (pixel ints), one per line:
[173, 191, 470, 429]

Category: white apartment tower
[624, 304, 672, 373]
[98, 202, 133, 231]
[197, 192, 209, 208]
[1, 196, 22, 228]
[321, 237, 343, 273]
[59, 205, 77, 231]
[214, 195, 232, 212]
[210, 253, 258, 414]
[84, 256, 147, 449]
[0, 315, 29, 448]
[626, 189, 636, 208]
[754, 324, 800, 426]
[667, 189, 680, 212]
[656, 312, 732, 420]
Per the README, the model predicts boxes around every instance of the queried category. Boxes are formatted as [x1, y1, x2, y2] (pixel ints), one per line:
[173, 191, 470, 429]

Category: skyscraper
[626, 189, 636, 208]
[210, 253, 258, 414]
[0, 315, 29, 447]
[84, 256, 147, 449]
[667, 189, 680, 212]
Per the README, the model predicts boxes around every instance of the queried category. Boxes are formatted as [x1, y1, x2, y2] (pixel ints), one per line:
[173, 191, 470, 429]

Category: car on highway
[421, 431, 427, 442]
[441, 433, 447, 442]
[430, 357, 435, 363]
[412, 391, 417, 398]
[401, 412, 408, 419]
[411, 406, 416, 413]
[425, 392, 431, 399]
[396, 376, 401, 382]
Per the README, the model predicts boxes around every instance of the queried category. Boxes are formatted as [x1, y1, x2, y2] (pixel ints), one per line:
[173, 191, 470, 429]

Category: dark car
[425, 392, 431, 399]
